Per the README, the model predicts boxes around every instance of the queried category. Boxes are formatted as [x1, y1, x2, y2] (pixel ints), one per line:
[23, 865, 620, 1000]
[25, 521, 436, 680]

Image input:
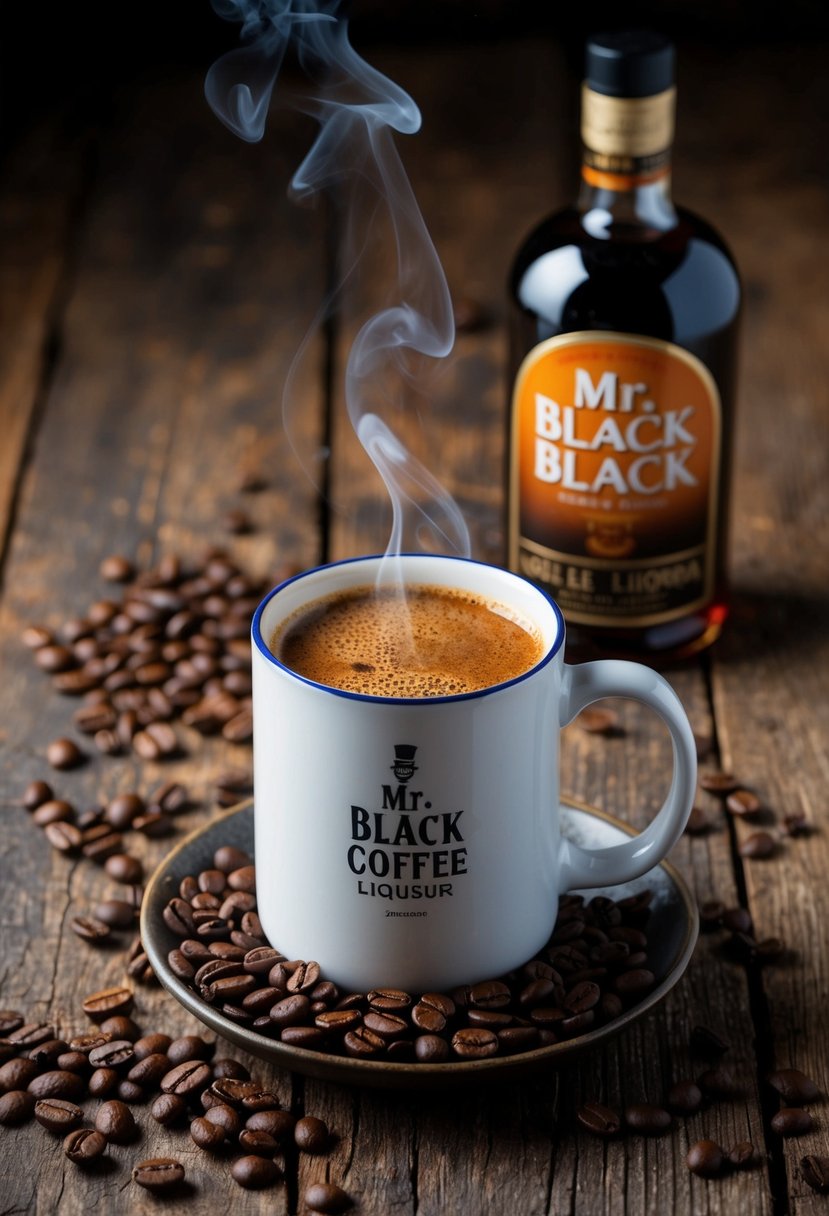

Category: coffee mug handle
[557, 660, 696, 889]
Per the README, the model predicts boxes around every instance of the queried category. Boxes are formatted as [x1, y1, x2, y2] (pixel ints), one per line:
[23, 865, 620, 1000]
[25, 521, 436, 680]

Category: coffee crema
[271, 584, 544, 697]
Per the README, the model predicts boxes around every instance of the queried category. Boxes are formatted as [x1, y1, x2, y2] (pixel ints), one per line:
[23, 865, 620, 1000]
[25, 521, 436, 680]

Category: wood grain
[0, 35, 827, 1216]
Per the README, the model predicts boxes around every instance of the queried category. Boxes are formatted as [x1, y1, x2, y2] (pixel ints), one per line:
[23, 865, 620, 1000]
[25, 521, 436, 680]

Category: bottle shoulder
[511, 204, 741, 345]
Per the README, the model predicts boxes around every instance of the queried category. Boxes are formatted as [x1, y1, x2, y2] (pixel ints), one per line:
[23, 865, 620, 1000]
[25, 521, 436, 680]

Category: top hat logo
[391, 744, 418, 783]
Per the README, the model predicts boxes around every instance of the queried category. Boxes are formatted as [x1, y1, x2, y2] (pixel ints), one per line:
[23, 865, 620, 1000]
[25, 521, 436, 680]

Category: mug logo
[391, 743, 417, 784]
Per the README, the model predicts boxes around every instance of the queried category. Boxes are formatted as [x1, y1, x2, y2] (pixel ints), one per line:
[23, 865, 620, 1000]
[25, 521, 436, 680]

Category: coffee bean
[739, 830, 777, 859]
[22, 780, 54, 810]
[46, 737, 86, 770]
[101, 1014, 141, 1041]
[88, 1068, 119, 1097]
[667, 1079, 703, 1115]
[82, 831, 124, 862]
[100, 555, 135, 582]
[624, 1104, 672, 1135]
[0, 1090, 35, 1125]
[231, 1155, 280, 1189]
[726, 789, 762, 816]
[164, 897, 195, 936]
[686, 1139, 725, 1177]
[132, 1032, 170, 1059]
[33, 799, 75, 827]
[95, 1099, 136, 1143]
[104, 793, 145, 829]
[721, 906, 753, 934]
[577, 707, 619, 734]
[576, 1101, 621, 1136]
[28, 1039, 69, 1067]
[469, 980, 511, 1010]
[294, 1114, 329, 1153]
[71, 915, 112, 944]
[64, 1127, 107, 1164]
[151, 1092, 187, 1126]
[28, 1070, 85, 1101]
[728, 1141, 755, 1168]
[204, 1103, 241, 1136]
[74, 703, 118, 734]
[214, 845, 253, 873]
[801, 1155, 829, 1193]
[134, 811, 173, 836]
[35, 644, 75, 673]
[57, 1051, 90, 1074]
[87, 903, 132, 934]
[8, 1022, 55, 1048]
[88, 1039, 134, 1069]
[698, 899, 726, 931]
[772, 1107, 814, 1137]
[166, 1034, 214, 1065]
[228, 865, 256, 893]
[451, 1027, 499, 1059]
[698, 1064, 742, 1098]
[82, 986, 134, 1022]
[34, 1098, 84, 1132]
[132, 1157, 185, 1192]
[161, 1060, 212, 1096]
[22, 624, 54, 649]
[304, 1181, 353, 1213]
[238, 1127, 279, 1155]
[0, 1058, 39, 1092]
[685, 805, 711, 834]
[783, 811, 810, 836]
[190, 1114, 225, 1151]
[767, 1068, 820, 1105]
[700, 771, 740, 794]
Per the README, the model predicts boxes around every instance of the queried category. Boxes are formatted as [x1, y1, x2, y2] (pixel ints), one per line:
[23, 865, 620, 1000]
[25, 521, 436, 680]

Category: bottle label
[581, 85, 675, 182]
[509, 332, 721, 628]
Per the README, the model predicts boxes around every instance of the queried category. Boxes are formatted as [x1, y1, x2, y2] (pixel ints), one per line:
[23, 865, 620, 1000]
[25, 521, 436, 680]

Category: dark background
[1, 0, 827, 151]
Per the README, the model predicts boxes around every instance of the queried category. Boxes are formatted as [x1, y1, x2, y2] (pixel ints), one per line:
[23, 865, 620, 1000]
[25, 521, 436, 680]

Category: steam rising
[206, 0, 470, 565]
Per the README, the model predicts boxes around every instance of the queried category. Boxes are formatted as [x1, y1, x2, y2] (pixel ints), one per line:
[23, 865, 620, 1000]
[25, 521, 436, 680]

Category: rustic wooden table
[1, 32, 827, 1216]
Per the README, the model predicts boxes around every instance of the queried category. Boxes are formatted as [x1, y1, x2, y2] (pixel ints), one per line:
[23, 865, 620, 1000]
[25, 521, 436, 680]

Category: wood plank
[682, 44, 829, 1216]
[0, 64, 324, 1214]
[0, 120, 88, 555]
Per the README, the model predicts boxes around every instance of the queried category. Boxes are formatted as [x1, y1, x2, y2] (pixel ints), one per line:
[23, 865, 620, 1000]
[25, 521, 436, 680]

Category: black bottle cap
[585, 31, 675, 98]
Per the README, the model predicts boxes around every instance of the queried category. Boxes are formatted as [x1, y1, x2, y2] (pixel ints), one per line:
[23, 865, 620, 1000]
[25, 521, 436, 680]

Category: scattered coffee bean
[34, 1098, 84, 1132]
[0, 1090, 35, 1125]
[699, 899, 726, 931]
[783, 811, 810, 836]
[698, 1064, 741, 1098]
[100, 555, 135, 582]
[685, 806, 710, 834]
[624, 1104, 672, 1135]
[238, 1127, 279, 1154]
[576, 1101, 621, 1136]
[151, 1092, 188, 1126]
[667, 1079, 703, 1115]
[721, 907, 753, 934]
[95, 1099, 136, 1143]
[0, 1058, 39, 1091]
[577, 707, 620, 735]
[191, 1114, 226, 1151]
[767, 1068, 820, 1105]
[231, 1154, 280, 1188]
[46, 737, 86, 770]
[166, 1035, 214, 1065]
[699, 772, 740, 794]
[132, 1157, 185, 1192]
[772, 1107, 814, 1137]
[64, 1127, 107, 1164]
[88, 1068, 119, 1097]
[728, 1141, 755, 1169]
[294, 1114, 329, 1153]
[82, 986, 134, 1021]
[304, 1181, 353, 1213]
[22, 780, 54, 810]
[686, 1139, 725, 1177]
[71, 916, 112, 944]
[726, 789, 761, 816]
[246, 1108, 296, 1142]
[28, 1070, 85, 1101]
[739, 831, 777, 859]
[33, 799, 74, 827]
[801, 1155, 829, 1193]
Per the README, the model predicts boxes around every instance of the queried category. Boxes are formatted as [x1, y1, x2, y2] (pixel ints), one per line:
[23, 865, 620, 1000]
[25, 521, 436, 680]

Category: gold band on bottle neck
[581, 84, 675, 186]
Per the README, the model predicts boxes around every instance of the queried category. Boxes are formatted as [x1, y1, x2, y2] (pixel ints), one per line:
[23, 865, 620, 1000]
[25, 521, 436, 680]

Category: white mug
[251, 554, 696, 993]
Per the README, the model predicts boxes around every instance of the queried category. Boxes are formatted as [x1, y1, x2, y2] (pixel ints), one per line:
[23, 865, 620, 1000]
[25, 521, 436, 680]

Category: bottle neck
[577, 165, 677, 239]
[578, 83, 677, 238]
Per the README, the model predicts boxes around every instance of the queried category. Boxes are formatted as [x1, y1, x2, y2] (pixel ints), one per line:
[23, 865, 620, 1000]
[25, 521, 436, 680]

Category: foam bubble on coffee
[272, 585, 543, 697]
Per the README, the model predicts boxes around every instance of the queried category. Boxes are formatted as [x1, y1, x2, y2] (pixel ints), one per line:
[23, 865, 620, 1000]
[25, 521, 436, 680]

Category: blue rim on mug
[251, 553, 566, 706]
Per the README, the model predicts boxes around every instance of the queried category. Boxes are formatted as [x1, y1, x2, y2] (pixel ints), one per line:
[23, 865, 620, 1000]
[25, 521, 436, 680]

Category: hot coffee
[271, 584, 544, 697]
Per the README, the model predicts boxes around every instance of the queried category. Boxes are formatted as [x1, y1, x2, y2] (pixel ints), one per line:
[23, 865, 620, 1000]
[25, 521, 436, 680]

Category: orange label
[509, 332, 721, 627]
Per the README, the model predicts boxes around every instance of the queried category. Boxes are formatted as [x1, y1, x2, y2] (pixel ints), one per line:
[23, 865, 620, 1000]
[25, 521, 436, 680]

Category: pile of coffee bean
[22, 551, 280, 762]
[161, 846, 657, 1063]
[0, 999, 353, 1210]
[690, 768, 811, 851]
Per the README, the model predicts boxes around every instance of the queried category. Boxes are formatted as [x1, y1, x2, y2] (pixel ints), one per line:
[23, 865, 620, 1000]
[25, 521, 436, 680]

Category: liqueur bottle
[507, 31, 740, 661]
